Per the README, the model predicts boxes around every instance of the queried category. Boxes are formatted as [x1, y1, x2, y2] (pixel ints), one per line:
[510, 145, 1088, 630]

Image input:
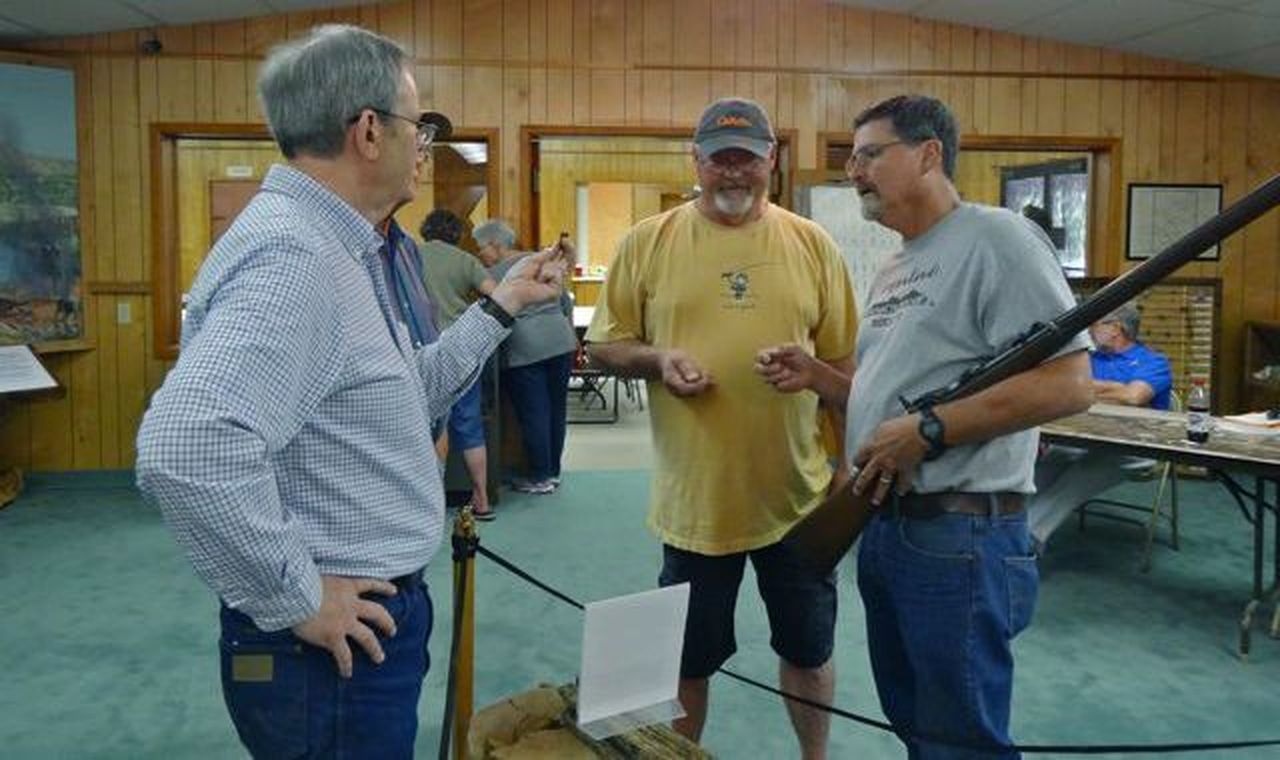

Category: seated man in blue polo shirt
[1028, 302, 1173, 549]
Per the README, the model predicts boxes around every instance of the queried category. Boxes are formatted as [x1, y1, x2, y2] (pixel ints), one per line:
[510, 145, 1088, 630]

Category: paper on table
[577, 583, 689, 740]
[0, 346, 57, 394]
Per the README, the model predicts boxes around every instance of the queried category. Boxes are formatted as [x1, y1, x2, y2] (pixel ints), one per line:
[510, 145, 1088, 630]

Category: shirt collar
[260, 164, 385, 262]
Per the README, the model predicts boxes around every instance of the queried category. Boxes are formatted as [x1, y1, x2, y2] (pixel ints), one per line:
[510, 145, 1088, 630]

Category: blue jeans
[503, 352, 573, 480]
[449, 381, 486, 451]
[857, 509, 1038, 759]
[218, 575, 433, 759]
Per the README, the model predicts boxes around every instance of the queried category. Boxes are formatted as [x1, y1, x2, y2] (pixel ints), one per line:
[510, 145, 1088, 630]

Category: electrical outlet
[116, 302, 131, 325]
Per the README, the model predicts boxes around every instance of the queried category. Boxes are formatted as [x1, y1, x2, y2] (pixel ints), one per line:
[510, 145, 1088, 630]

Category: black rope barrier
[473, 543, 1280, 755]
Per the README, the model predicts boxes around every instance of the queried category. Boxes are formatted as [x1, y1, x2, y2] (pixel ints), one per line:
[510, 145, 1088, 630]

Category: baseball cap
[693, 97, 775, 159]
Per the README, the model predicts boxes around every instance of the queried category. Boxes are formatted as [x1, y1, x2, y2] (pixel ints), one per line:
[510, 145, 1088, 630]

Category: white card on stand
[577, 583, 689, 740]
[0, 346, 57, 394]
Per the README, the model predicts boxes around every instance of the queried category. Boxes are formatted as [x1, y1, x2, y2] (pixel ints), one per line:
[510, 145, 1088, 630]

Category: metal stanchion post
[444, 507, 478, 760]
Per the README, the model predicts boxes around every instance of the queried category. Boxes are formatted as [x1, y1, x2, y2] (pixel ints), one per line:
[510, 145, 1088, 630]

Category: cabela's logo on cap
[716, 114, 753, 128]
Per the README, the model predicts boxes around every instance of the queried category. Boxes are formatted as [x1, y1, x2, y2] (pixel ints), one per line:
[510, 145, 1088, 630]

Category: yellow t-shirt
[585, 202, 858, 554]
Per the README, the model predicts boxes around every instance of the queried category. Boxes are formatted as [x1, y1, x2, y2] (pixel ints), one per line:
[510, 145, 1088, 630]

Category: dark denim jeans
[218, 576, 433, 759]
[858, 509, 1038, 759]
[503, 351, 573, 480]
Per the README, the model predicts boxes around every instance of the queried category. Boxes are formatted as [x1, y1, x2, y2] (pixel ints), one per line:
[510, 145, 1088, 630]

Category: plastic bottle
[1186, 378, 1210, 444]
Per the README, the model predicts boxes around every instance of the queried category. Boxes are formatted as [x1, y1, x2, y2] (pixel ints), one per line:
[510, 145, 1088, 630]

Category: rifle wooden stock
[784, 173, 1280, 574]
[784, 480, 879, 575]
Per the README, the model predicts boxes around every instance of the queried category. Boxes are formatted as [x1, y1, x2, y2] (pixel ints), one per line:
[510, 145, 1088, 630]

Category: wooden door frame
[521, 125, 798, 249]
[817, 132, 1123, 276]
[150, 123, 499, 360]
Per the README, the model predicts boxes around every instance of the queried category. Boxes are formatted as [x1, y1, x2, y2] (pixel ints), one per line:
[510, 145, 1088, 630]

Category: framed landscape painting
[0, 56, 83, 346]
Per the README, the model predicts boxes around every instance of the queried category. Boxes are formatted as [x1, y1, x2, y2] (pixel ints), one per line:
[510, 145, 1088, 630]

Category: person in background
[380, 215, 449, 462]
[1027, 302, 1173, 549]
[587, 97, 857, 759]
[135, 24, 564, 758]
[420, 208, 499, 520]
[475, 219, 577, 494]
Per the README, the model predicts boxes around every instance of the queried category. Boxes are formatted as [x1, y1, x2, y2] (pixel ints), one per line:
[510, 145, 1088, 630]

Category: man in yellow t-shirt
[585, 97, 857, 759]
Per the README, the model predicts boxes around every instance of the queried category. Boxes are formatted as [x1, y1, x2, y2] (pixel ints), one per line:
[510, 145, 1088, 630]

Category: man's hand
[491, 248, 569, 315]
[291, 575, 399, 678]
[754, 344, 818, 393]
[659, 349, 714, 397]
[852, 413, 928, 507]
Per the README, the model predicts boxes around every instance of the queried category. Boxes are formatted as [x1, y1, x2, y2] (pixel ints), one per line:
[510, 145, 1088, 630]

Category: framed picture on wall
[1126, 183, 1222, 261]
[0, 54, 83, 347]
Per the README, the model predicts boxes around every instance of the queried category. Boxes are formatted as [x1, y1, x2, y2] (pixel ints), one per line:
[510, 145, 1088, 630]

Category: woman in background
[476, 220, 577, 494]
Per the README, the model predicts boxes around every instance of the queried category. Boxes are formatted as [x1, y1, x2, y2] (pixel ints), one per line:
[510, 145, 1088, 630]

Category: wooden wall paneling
[545, 0, 573, 65]
[709, 0, 737, 68]
[1218, 82, 1251, 411]
[464, 0, 503, 61]
[460, 65, 499, 126]
[193, 25, 216, 123]
[137, 42, 169, 405]
[948, 25, 975, 131]
[70, 56, 102, 469]
[1244, 84, 1280, 325]
[573, 68, 592, 123]
[671, 71, 711, 124]
[434, 65, 465, 121]
[592, 0, 625, 66]
[842, 6, 872, 73]
[969, 28, 991, 134]
[246, 14, 288, 57]
[908, 16, 933, 70]
[872, 10, 908, 71]
[709, 71, 734, 103]
[503, 0, 530, 62]
[414, 0, 434, 58]
[544, 68, 572, 121]
[286, 10, 319, 37]
[213, 22, 248, 122]
[435, 0, 464, 60]
[1, 397, 32, 470]
[672, 0, 710, 67]
[624, 5, 643, 122]
[527, 0, 546, 64]
[590, 69, 627, 123]
[380, 0, 417, 53]
[753, 0, 778, 69]
[28, 355, 72, 470]
[753, 73, 778, 127]
[642, 70, 673, 123]
[572, 0, 591, 64]
[775, 0, 794, 70]
[503, 66, 530, 219]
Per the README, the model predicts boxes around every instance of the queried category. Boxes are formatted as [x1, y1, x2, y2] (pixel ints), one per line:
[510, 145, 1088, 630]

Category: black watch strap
[918, 406, 947, 462]
[477, 295, 515, 328]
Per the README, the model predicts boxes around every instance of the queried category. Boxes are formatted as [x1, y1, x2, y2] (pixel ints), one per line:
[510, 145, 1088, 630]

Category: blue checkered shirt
[136, 164, 508, 630]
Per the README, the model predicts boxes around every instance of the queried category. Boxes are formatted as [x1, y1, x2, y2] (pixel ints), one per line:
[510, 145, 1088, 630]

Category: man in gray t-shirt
[757, 96, 1091, 758]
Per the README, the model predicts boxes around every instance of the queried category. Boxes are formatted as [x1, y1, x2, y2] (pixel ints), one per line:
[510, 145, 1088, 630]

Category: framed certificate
[1126, 183, 1222, 261]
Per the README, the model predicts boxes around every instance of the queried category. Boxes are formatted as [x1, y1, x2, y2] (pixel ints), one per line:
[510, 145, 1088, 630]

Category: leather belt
[893, 491, 1025, 520]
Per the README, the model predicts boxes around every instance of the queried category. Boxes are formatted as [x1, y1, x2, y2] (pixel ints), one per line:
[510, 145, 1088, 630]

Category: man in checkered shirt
[135, 24, 565, 759]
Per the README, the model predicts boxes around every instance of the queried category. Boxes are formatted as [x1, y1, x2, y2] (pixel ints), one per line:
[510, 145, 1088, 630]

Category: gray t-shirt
[845, 203, 1088, 494]
[490, 254, 577, 368]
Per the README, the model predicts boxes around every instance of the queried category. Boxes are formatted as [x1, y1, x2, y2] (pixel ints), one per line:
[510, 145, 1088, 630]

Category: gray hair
[257, 24, 409, 159]
[1103, 302, 1141, 340]
[473, 219, 517, 249]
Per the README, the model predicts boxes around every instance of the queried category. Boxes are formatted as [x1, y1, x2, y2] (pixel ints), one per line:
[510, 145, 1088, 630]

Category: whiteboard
[798, 184, 901, 315]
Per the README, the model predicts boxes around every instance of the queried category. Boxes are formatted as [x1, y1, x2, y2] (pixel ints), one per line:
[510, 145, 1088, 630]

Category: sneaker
[512, 478, 556, 495]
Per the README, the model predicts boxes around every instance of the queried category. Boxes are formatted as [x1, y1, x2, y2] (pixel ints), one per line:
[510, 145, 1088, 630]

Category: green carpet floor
[1, 470, 1278, 758]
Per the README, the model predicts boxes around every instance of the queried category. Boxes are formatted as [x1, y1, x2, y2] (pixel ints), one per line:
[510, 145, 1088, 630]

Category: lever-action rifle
[785, 173, 1280, 576]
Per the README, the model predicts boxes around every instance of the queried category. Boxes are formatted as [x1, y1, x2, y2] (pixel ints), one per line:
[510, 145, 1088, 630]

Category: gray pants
[1027, 445, 1153, 545]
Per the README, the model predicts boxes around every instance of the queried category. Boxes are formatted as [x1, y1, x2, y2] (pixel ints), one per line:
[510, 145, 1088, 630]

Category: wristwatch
[477, 295, 515, 328]
[918, 406, 947, 461]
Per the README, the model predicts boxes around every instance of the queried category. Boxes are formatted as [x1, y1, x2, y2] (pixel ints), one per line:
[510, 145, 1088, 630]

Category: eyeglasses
[352, 108, 439, 154]
[845, 140, 908, 170]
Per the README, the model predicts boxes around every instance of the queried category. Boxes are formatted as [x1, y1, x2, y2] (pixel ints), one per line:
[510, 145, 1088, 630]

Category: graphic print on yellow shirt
[586, 202, 857, 554]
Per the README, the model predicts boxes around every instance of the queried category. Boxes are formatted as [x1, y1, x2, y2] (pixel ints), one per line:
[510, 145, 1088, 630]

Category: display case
[1243, 321, 1280, 412]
